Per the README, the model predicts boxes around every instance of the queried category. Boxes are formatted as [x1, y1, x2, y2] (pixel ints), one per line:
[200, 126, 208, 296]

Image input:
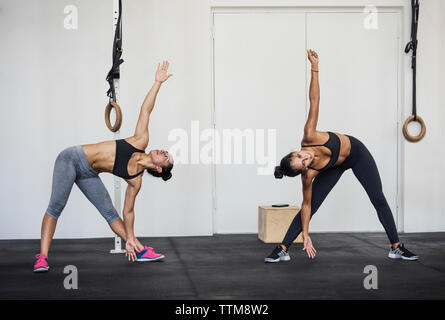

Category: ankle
[392, 242, 400, 250]
[280, 244, 287, 252]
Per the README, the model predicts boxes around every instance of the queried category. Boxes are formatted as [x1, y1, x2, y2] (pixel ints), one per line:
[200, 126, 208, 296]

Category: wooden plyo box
[258, 206, 303, 243]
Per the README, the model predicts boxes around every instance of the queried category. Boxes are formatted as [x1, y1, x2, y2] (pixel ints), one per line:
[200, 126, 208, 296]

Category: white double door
[213, 10, 400, 234]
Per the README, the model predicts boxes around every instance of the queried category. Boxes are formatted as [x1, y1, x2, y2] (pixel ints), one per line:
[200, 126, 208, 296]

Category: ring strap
[404, 0, 425, 142]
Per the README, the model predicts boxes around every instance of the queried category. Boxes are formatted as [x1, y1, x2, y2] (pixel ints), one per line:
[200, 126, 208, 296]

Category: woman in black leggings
[265, 50, 418, 262]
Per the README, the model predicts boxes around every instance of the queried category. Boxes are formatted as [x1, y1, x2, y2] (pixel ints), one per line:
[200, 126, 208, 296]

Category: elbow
[301, 202, 311, 211]
[304, 127, 316, 139]
[309, 97, 319, 104]
[123, 210, 134, 218]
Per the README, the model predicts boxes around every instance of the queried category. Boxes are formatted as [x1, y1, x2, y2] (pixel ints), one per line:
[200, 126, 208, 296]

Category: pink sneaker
[135, 247, 165, 262]
[33, 254, 49, 272]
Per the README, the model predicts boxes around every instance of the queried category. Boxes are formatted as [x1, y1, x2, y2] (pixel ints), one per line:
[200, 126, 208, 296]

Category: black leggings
[282, 135, 399, 248]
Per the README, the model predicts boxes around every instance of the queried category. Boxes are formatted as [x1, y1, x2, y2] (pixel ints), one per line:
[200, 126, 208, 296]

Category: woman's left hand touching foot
[125, 239, 138, 262]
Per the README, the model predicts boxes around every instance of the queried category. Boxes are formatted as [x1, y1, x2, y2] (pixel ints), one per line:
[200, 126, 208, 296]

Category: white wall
[119, 0, 214, 238]
[403, 0, 445, 232]
[0, 0, 443, 239]
[0, 0, 116, 239]
[0, 0, 214, 239]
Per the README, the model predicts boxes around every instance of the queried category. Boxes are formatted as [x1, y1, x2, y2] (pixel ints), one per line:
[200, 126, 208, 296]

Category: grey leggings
[46, 145, 119, 223]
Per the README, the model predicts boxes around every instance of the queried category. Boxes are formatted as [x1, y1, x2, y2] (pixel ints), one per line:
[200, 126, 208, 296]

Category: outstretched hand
[303, 234, 317, 259]
[155, 60, 173, 83]
[307, 49, 319, 66]
[125, 239, 138, 262]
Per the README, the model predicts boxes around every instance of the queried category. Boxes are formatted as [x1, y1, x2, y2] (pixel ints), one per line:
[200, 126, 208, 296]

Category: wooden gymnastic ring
[105, 101, 122, 132]
[402, 115, 426, 142]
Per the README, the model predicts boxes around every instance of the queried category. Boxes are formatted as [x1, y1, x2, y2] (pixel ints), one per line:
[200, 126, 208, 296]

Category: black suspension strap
[105, 0, 123, 132]
[403, 0, 426, 142]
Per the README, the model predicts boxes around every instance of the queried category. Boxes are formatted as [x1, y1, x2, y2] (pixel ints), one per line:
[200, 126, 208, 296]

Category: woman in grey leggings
[34, 61, 174, 272]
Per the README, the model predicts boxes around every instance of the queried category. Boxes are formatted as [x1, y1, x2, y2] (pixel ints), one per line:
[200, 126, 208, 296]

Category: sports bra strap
[126, 170, 145, 179]
[302, 132, 340, 172]
[301, 144, 324, 148]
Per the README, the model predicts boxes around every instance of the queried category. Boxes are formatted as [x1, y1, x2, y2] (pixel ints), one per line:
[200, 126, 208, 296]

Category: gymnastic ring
[105, 101, 122, 132]
[402, 115, 426, 142]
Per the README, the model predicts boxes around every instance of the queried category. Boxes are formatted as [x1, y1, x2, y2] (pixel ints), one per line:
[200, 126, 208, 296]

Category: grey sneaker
[388, 243, 418, 261]
[264, 245, 290, 263]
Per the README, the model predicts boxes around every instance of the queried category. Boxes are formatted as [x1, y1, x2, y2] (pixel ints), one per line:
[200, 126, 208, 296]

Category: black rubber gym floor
[0, 233, 444, 300]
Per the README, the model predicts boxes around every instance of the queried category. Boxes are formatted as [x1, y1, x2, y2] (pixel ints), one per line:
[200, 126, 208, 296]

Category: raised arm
[134, 61, 172, 140]
[304, 50, 320, 139]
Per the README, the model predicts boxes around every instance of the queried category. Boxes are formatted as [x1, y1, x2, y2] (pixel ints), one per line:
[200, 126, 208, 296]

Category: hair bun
[162, 172, 172, 181]
[274, 166, 284, 179]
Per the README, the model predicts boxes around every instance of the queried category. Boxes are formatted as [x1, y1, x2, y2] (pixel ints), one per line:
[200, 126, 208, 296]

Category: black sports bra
[112, 139, 145, 179]
[301, 131, 341, 172]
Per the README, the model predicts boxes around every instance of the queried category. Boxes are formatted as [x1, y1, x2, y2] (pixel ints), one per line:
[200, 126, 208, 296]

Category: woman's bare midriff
[81, 136, 147, 175]
[333, 132, 352, 166]
[81, 140, 117, 174]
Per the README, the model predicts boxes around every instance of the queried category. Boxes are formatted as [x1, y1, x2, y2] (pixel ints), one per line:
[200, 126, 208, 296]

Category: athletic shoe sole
[401, 255, 418, 261]
[137, 255, 165, 262]
[388, 253, 418, 261]
[264, 256, 291, 263]
[33, 267, 49, 272]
